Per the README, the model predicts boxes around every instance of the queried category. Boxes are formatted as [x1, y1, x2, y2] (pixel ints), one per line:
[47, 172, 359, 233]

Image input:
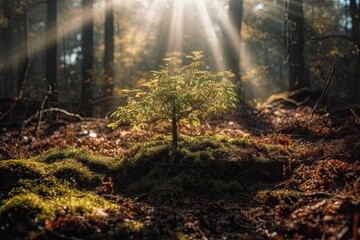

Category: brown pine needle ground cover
[0, 101, 359, 239]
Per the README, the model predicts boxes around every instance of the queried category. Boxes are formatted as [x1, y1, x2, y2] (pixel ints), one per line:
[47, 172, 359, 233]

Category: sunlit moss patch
[116, 134, 294, 201]
[0, 148, 120, 237]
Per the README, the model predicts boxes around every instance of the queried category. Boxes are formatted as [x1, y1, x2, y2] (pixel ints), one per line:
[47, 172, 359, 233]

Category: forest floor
[0, 97, 359, 239]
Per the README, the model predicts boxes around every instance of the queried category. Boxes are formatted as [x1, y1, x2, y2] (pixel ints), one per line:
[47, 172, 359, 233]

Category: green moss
[0, 160, 47, 198]
[49, 159, 102, 190]
[36, 147, 117, 173]
[56, 192, 118, 215]
[112, 220, 145, 239]
[0, 148, 120, 234]
[8, 177, 72, 199]
[0, 193, 55, 232]
[115, 134, 294, 200]
[0, 134, 297, 211]
[34, 147, 78, 163]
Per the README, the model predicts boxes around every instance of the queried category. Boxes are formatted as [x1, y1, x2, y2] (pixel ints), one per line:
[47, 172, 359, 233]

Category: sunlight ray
[195, 0, 226, 70]
[215, 1, 241, 57]
[3, 1, 112, 78]
[167, 0, 185, 53]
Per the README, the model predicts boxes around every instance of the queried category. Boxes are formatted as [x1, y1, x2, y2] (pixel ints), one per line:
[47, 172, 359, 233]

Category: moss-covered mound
[0, 148, 120, 238]
[0, 134, 295, 238]
[115, 134, 294, 201]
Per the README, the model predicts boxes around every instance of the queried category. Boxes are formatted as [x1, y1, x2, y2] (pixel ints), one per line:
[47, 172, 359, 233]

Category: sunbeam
[167, 0, 185, 53]
[195, 0, 226, 70]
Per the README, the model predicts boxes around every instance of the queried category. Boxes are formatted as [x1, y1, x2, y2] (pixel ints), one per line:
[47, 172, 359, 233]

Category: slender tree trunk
[1, 0, 14, 98]
[46, 0, 58, 94]
[171, 106, 178, 149]
[81, 0, 94, 116]
[349, 0, 360, 101]
[17, 3, 30, 97]
[102, 0, 114, 115]
[350, 0, 360, 46]
[226, 0, 243, 98]
[287, 0, 307, 91]
[103, 0, 114, 98]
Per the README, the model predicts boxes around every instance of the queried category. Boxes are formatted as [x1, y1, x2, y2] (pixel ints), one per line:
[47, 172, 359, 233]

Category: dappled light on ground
[0, 100, 359, 239]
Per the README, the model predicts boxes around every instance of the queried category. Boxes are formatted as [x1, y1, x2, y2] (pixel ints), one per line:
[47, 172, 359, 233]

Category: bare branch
[308, 35, 356, 45]
[311, 63, 336, 117]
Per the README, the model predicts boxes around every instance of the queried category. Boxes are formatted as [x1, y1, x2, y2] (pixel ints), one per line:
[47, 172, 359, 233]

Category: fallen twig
[0, 99, 18, 121]
[197, 226, 209, 240]
[350, 108, 360, 122]
[311, 63, 335, 117]
[23, 107, 84, 126]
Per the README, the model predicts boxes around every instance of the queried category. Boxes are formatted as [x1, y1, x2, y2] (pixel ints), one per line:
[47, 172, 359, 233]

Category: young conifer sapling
[108, 51, 237, 148]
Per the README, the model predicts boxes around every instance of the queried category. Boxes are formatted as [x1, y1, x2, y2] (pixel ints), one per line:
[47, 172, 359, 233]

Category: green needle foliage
[108, 51, 237, 148]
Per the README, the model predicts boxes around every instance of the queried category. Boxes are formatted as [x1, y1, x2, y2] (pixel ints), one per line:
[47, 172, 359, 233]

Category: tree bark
[227, 0, 242, 80]
[81, 0, 94, 116]
[46, 0, 58, 94]
[287, 0, 307, 91]
[103, 0, 114, 98]
[349, 0, 360, 101]
[102, 0, 114, 115]
[1, 0, 15, 98]
[350, 0, 360, 46]
[226, 0, 243, 98]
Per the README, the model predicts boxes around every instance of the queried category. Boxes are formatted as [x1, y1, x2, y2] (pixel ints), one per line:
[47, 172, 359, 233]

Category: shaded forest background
[0, 0, 359, 119]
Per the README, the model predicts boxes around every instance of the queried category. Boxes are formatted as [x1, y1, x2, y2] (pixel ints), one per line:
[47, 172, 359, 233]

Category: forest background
[0, 0, 359, 119]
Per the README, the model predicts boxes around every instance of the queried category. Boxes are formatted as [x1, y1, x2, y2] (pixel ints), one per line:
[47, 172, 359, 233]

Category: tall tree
[46, 0, 57, 94]
[81, 0, 94, 116]
[1, 0, 15, 98]
[349, 0, 360, 101]
[1, 0, 29, 98]
[103, 0, 114, 101]
[350, 0, 360, 46]
[226, 0, 243, 94]
[286, 0, 307, 91]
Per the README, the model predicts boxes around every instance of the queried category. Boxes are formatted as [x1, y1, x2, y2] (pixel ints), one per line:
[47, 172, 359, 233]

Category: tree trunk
[46, 0, 58, 94]
[350, 0, 360, 46]
[286, 0, 307, 91]
[103, 0, 114, 98]
[349, 0, 360, 101]
[226, 0, 243, 97]
[171, 106, 178, 149]
[81, 0, 94, 116]
[102, 0, 114, 115]
[1, 0, 15, 98]
[17, 4, 29, 97]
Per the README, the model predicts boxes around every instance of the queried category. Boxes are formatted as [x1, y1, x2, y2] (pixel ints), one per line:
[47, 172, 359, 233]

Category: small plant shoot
[108, 51, 237, 148]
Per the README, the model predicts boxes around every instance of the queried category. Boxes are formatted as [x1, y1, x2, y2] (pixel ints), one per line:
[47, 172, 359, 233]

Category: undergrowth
[0, 133, 295, 238]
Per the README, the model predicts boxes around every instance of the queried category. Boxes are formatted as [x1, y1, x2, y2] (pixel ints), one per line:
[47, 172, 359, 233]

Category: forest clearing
[0, 96, 359, 239]
[1, 0, 360, 239]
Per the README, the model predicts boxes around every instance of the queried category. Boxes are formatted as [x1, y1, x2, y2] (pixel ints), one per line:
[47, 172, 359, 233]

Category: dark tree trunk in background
[1, 0, 15, 98]
[46, 0, 58, 94]
[350, 0, 360, 46]
[226, 0, 243, 96]
[103, 0, 114, 110]
[286, 0, 307, 91]
[81, 0, 94, 116]
[349, 0, 360, 101]
[17, 3, 29, 97]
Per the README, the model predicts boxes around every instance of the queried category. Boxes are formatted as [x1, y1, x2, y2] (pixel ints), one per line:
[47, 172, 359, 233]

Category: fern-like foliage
[108, 51, 237, 147]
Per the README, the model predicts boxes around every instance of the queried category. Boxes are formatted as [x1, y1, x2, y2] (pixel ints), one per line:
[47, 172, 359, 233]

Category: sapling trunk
[171, 106, 178, 149]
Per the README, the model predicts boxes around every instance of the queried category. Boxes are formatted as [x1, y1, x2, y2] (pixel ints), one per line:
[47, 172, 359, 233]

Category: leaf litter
[0, 101, 359, 239]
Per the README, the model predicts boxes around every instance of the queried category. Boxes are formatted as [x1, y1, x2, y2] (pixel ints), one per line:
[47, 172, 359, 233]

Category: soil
[0, 100, 359, 239]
